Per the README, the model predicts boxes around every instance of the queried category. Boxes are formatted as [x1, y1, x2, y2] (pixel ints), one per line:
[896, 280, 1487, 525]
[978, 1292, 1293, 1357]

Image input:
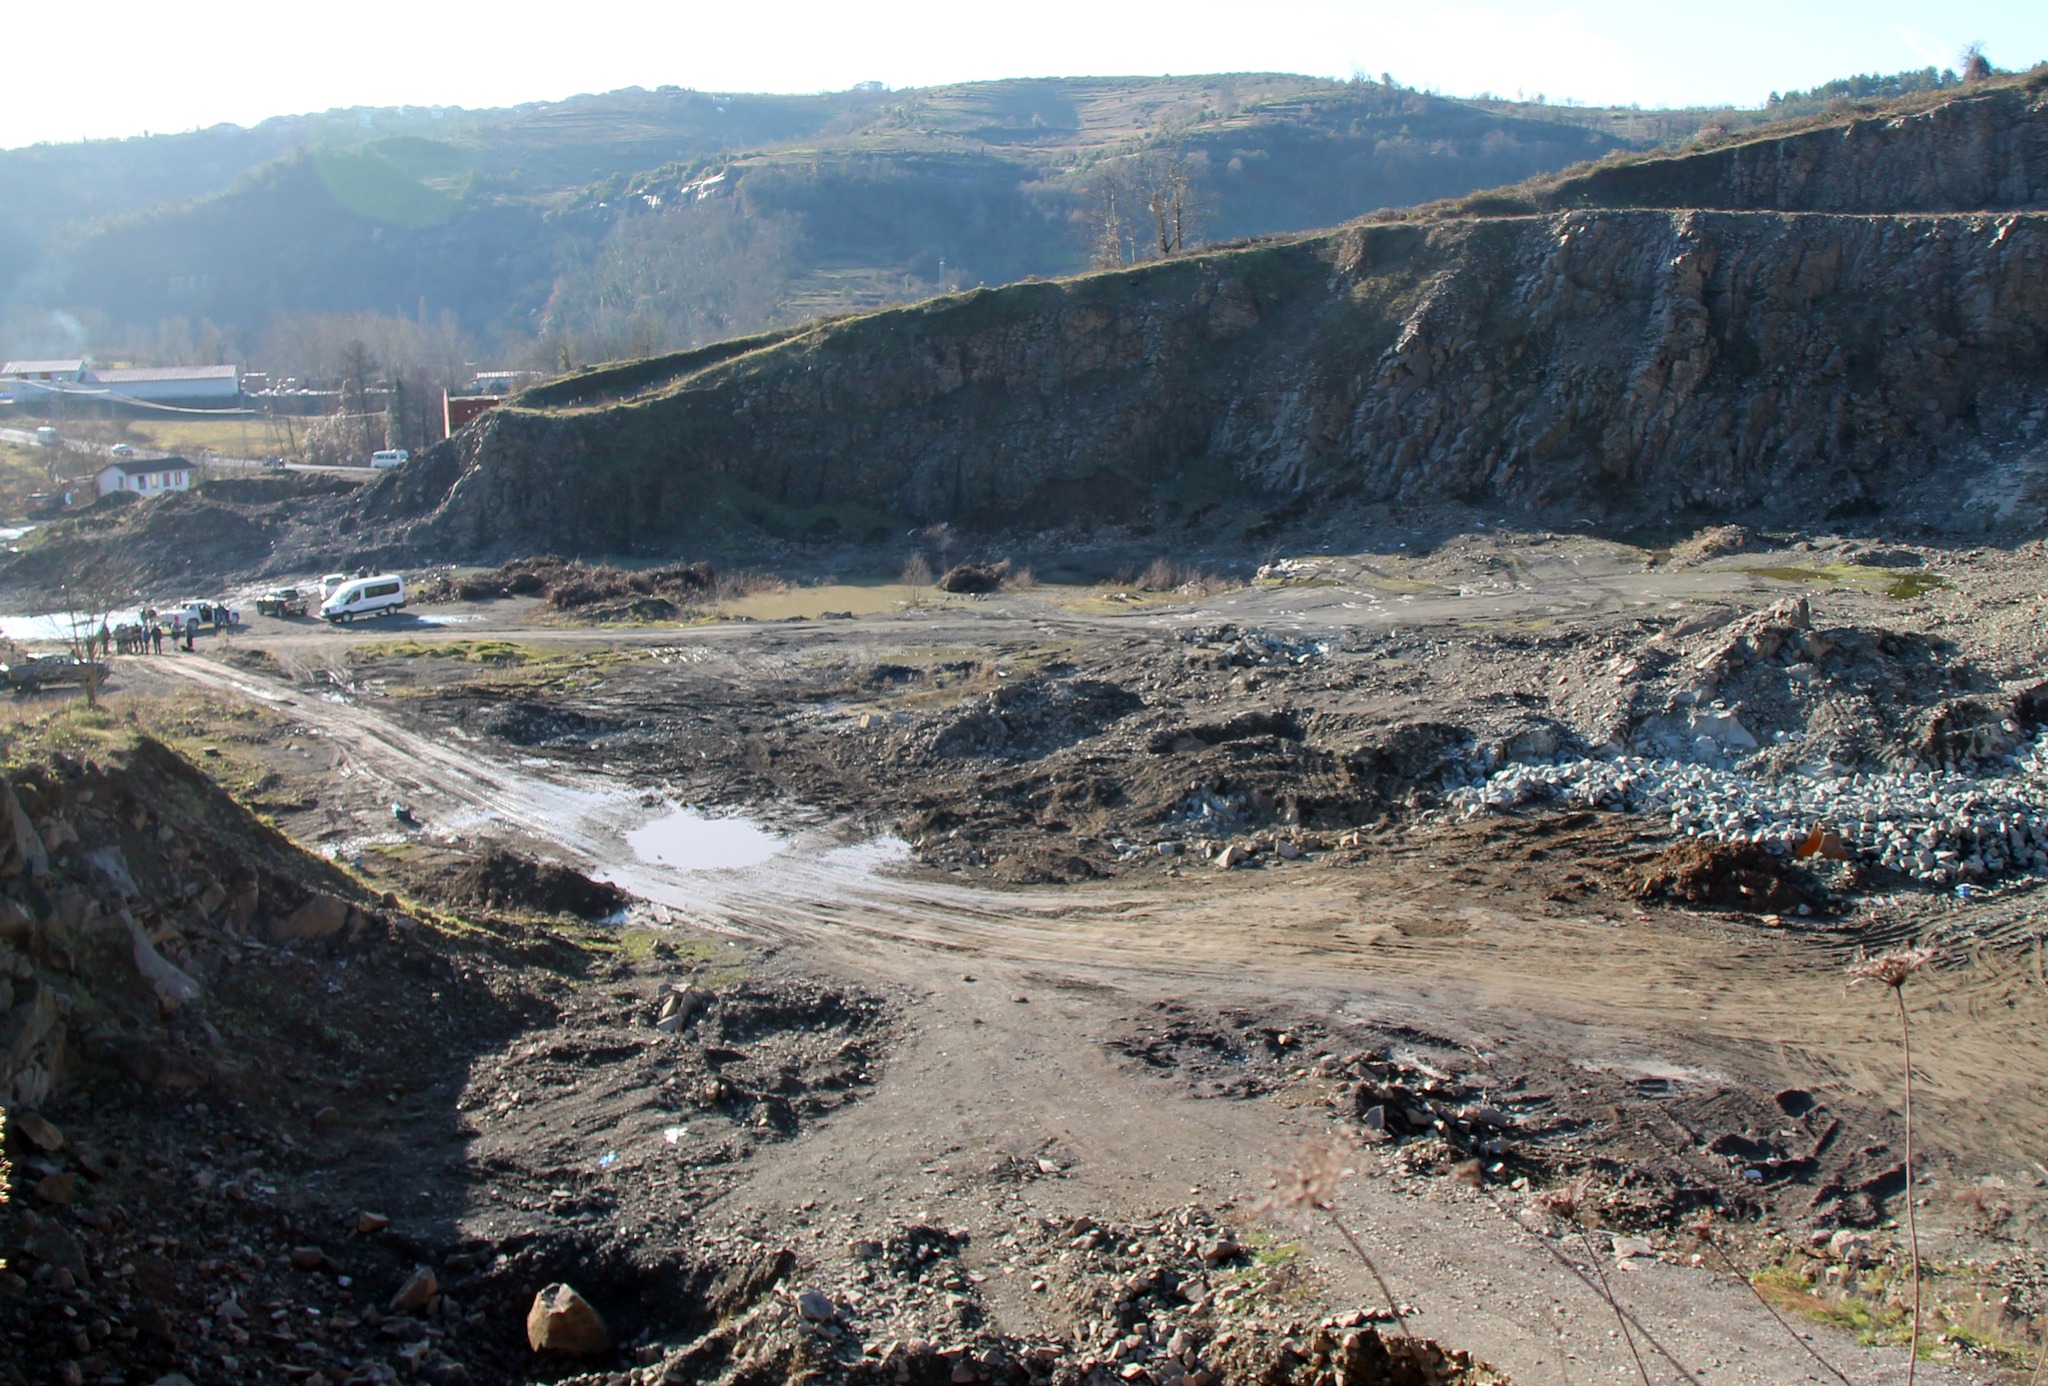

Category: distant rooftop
[91, 365, 239, 383]
[1, 359, 85, 376]
[97, 458, 192, 476]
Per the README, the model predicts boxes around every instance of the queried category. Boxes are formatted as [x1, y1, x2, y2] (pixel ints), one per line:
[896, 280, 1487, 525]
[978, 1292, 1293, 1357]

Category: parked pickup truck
[255, 586, 310, 618]
[2, 654, 107, 692]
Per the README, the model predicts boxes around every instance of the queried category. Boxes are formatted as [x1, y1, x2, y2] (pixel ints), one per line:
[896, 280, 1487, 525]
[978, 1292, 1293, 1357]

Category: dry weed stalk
[1684, 1218, 1853, 1386]
[1543, 1178, 1652, 1386]
[1849, 945, 1940, 1386]
[1256, 1134, 1411, 1337]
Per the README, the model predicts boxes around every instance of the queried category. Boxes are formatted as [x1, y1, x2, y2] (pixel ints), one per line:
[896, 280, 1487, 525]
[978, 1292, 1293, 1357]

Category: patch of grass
[1738, 564, 1952, 599]
[1755, 1263, 1913, 1347]
[347, 638, 565, 666]
[1740, 565, 1833, 584]
[1884, 572, 1952, 600]
[0, 441, 54, 515]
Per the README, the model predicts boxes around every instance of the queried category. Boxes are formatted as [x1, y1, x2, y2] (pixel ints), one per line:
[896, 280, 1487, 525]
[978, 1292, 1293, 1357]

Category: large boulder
[269, 892, 354, 944]
[526, 1282, 610, 1356]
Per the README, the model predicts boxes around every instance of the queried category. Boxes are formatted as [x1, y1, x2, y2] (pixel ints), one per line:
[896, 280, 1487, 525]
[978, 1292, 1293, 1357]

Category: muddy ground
[9, 523, 2048, 1384]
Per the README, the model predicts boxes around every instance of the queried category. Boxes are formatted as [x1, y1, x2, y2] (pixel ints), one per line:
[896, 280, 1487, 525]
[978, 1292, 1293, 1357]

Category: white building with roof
[95, 459, 193, 498]
[88, 365, 241, 405]
[0, 360, 87, 384]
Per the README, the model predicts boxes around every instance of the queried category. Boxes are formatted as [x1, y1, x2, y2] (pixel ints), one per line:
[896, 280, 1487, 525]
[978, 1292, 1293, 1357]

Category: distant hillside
[2, 75, 1649, 364]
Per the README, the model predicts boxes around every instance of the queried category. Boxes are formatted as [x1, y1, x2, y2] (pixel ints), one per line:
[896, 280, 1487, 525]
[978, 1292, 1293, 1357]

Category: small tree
[385, 377, 406, 450]
[55, 555, 137, 708]
[337, 338, 378, 421]
[1137, 146, 1209, 258]
[1083, 168, 1129, 270]
[1961, 43, 1993, 84]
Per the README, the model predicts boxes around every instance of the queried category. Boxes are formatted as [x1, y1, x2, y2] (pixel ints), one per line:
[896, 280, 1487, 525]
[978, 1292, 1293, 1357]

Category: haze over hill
[1, 74, 1728, 374]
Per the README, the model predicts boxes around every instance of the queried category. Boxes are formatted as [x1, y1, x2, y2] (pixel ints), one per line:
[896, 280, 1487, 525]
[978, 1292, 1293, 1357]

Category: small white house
[95, 459, 193, 498]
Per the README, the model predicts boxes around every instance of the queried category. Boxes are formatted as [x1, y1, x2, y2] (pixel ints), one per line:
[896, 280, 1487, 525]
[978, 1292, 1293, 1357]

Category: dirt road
[109, 538, 2044, 1383]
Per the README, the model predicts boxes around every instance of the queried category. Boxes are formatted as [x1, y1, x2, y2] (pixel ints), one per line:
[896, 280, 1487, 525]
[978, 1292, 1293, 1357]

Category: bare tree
[1084, 169, 1130, 270]
[1081, 147, 1210, 268]
[54, 555, 137, 708]
[1961, 43, 1993, 84]
[336, 338, 378, 421]
[1138, 146, 1209, 257]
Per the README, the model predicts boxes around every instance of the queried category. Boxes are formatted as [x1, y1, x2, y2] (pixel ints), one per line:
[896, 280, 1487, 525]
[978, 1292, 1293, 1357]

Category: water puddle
[626, 807, 785, 873]
[0, 612, 105, 643]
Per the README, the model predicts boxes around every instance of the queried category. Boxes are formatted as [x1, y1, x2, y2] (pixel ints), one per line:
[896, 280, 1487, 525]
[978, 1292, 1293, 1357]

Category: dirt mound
[926, 677, 1144, 759]
[1630, 839, 1828, 913]
[417, 556, 716, 614]
[1914, 697, 2024, 770]
[1148, 709, 1303, 753]
[1667, 524, 1762, 565]
[936, 560, 1008, 593]
[446, 847, 630, 919]
[1209, 1326, 1511, 1385]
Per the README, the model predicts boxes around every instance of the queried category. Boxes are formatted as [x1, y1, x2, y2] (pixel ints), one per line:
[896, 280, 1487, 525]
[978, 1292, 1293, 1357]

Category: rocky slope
[371, 198, 2048, 558]
[1529, 72, 2048, 215]
[13, 76, 2048, 586]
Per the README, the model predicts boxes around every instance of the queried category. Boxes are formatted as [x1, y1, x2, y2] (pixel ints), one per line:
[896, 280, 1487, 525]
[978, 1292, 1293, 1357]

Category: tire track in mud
[130, 647, 2024, 1386]
[144, 636, 2048, 1186]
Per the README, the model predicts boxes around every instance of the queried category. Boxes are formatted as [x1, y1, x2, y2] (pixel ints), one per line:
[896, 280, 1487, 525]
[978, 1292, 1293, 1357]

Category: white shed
[95, 459, 194, 498]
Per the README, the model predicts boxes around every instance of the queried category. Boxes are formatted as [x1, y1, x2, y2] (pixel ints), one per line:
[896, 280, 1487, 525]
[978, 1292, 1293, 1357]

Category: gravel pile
[1450, 730, 2048, 885]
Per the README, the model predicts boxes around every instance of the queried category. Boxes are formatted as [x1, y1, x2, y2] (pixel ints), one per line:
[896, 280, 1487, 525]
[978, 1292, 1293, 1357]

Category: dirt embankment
[1, 721, 1529, 1386]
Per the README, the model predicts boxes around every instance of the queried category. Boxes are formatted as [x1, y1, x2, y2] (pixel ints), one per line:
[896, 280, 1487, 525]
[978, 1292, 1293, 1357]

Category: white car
[322, 574, 407, 623]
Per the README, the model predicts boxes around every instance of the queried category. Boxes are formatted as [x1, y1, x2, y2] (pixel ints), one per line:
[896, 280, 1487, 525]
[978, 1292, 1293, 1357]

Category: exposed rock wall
[394, 204, 2048, 553]
[1545, 79, 2048, 214]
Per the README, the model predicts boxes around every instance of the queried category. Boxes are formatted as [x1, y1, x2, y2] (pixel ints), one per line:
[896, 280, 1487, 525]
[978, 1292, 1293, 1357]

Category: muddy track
[124, 649, 2009, 1382]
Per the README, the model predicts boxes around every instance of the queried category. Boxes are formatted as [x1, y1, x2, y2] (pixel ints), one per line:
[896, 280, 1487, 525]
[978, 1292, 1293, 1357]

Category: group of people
[98, 610, 199, 657]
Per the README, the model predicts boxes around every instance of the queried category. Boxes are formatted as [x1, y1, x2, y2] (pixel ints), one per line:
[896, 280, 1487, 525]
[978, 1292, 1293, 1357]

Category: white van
[322, 574, 407, 623]
[369, 449, 409, 469]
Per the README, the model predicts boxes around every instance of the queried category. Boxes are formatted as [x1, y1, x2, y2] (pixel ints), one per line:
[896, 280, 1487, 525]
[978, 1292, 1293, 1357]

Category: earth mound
[416, 556, 716, 614]
[1630, 839, 1828, 914]
[936, 560, 1009, 594]
[445, 847, 630, 919]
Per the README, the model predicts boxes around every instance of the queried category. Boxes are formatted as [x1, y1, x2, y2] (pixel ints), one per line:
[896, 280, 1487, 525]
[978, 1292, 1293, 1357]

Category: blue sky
[7, 0, 2044, 148]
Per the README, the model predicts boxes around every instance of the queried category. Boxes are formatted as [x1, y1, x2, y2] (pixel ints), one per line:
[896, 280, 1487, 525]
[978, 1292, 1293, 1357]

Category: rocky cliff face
[1544, 77, 2048, 214]
[370, 82, 2048, 555]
